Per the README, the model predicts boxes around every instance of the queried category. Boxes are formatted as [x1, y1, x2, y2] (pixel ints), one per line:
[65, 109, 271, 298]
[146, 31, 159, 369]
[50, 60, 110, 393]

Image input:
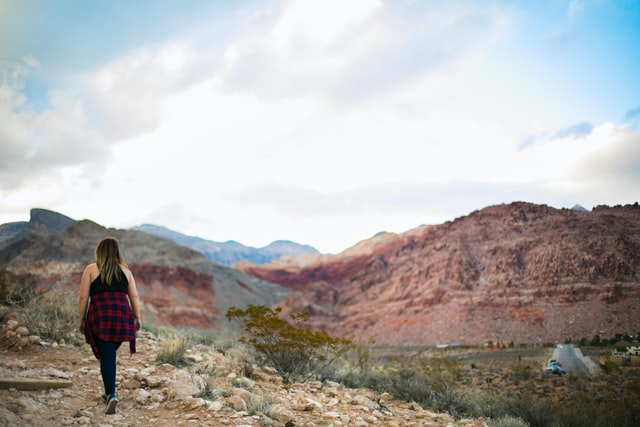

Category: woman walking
[78, 237, 141, 414]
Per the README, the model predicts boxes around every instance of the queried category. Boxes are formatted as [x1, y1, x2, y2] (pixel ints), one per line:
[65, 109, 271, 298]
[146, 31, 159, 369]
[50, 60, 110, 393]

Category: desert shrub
[226, 304, 353, 384]
[156, 336, 190, 367]
[195, 378, 221, 400]
[0, 305, 11, 322]
[510, 360, 534, 381]
[430, 388, 478, 417]
[246, 393, 276, 416]
[553, 389, 640, 427]
[212, 339, 236, 355]
[0, 269, 35, 307]
[463, 392, 510, 420]
[338, 363, 474, 417]
[506, 395, 556, 427]
[488, 415, 530, 427]
[380, 367, 436, 404]
[553, 396, 602, 427]
[330, 349, 482, 417]
[19, 286, 81, 345]
[0, 268, 9, 303]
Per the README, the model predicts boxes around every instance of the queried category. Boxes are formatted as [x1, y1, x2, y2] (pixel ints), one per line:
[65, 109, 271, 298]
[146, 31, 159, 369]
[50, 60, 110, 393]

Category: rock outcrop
[237, 202, 640, 346]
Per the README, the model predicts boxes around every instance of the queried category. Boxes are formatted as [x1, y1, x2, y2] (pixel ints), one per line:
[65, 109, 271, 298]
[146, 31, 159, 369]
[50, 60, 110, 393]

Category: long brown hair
[94, 237, 127, 285]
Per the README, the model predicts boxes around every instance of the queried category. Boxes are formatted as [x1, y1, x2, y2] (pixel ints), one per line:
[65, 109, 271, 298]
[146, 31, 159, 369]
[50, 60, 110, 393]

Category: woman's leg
[96, 340, 122, 397]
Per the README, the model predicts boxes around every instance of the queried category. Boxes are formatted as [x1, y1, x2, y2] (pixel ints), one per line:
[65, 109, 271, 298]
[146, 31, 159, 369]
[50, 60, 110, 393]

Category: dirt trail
[0, 335, 186, 426]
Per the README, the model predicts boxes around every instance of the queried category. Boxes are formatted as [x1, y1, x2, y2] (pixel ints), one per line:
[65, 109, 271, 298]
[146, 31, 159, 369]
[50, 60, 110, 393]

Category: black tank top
[90, 268, 129, 295]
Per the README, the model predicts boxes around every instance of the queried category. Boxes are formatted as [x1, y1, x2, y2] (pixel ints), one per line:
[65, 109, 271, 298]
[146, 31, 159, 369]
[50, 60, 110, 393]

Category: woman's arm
[125, 268, 142, 330]
[77, 264, 93, 333]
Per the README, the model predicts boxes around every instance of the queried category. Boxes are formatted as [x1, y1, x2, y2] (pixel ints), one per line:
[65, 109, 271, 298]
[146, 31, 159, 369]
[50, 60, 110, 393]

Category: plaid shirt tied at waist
[84, 291, 137, 359]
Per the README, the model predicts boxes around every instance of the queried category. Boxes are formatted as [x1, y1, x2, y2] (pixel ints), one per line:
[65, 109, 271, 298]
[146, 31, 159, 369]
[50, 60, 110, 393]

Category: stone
[229, 387, 253, 401]
[208, 400, 224, 412]
[46, 368, 71, 379]
[135, 388, 153, 404]
[144, 375, 166, 388]
[269, 404, 295, 423]
[226, 395, 247, 411]
[4, 319, 19, 331]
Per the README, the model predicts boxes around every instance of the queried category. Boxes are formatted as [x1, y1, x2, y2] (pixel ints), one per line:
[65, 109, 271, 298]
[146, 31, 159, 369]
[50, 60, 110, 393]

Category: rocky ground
[0, 314, 489, 427]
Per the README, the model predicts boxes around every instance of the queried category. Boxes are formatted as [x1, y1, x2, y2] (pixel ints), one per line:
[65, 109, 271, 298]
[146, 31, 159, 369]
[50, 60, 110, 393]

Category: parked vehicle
[545, 360, 567, 376]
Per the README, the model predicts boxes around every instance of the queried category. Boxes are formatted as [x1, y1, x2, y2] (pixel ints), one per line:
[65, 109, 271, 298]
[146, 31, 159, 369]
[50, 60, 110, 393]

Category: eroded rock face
[132, 263, 218, 328]
[237, 202, 640, 345]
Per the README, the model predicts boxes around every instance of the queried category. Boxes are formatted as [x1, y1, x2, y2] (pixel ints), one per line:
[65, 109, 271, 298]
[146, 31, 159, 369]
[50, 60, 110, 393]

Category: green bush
[226, 304, 352, 384]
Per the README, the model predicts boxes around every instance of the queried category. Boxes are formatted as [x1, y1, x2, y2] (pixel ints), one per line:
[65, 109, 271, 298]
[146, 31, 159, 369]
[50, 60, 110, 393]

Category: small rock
[144, 374, 166, 388]
[269, 404, 295, 423]
[4, 319, 19, 331]
[226, 395, 247, 411]
[15, 396, 40, 413]
[4, 359, 26, 369]
[185, 353, 203, 363]
[135, 388, 152, 404]
[122, 378, 141, 389]
[47, 367, 72, 379]
[208, 400, 224, 412]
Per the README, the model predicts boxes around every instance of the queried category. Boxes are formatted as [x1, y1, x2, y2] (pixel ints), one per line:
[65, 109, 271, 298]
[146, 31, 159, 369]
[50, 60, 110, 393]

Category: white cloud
[571, 127, 640, 202]
[1, 1, 638, 252]
[81, 41, 202, 140]
[0, 57, 108, 191]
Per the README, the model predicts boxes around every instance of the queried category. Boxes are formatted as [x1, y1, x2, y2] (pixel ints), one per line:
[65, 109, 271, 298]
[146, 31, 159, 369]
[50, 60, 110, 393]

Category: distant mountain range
[2, 202, 639, 346]
[130, 224, 318, 267]
[0, 210, 318, 267]
[0, 208, 291, 333]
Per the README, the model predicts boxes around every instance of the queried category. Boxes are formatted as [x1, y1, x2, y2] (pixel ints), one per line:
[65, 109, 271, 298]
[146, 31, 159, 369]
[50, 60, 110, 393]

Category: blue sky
[1, 0, 639, 253]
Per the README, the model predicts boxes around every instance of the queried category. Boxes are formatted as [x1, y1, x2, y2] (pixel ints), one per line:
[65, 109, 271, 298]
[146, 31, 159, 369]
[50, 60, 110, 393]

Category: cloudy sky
[1, 0, 639, 253]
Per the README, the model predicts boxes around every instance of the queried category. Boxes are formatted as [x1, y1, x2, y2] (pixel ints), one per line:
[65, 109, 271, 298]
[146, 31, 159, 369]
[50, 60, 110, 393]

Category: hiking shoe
[101, 393, 107, 403]
[105, 395, 118, 414]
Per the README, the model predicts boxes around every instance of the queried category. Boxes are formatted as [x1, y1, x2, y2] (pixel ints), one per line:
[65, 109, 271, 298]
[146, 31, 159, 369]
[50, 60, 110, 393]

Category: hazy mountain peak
[28, 208, 75, 236]
[130, 224, 318, 266]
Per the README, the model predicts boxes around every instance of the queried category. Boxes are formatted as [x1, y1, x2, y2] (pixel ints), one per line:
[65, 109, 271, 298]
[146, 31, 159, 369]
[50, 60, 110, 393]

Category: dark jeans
[96, 339, 122, 397]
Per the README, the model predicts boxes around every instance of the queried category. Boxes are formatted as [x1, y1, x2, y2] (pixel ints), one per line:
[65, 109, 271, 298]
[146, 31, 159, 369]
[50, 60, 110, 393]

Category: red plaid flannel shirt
[84, 291, 136, 359]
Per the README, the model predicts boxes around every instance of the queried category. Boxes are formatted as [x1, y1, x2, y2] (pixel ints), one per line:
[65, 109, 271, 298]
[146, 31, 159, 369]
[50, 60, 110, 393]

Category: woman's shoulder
[83, 263, 100, 282]
[84, 263, 98, 273]
[120, 264, 134, 278]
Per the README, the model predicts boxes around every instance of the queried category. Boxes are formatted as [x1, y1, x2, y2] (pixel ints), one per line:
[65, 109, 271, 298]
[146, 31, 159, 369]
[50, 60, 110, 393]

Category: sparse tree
[226, 304, 352, 384]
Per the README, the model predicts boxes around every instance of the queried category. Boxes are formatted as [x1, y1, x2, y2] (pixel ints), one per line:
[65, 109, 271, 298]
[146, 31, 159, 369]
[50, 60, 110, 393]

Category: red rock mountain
[236, 202, 640, 346]
[0, 210, 291, 333]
